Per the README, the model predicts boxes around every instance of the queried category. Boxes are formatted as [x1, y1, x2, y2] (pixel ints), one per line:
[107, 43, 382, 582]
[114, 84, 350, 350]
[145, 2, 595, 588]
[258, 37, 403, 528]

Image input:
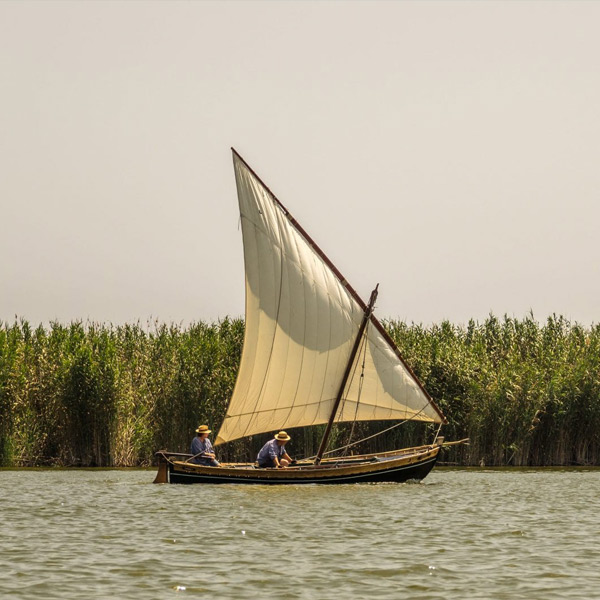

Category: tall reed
[1, 314, 598, 467]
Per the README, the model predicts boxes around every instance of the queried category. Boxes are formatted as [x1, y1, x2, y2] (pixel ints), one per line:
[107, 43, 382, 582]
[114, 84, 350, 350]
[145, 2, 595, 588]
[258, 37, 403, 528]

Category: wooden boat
[155, 443, 442, 485]
[155, 149, 456, 485]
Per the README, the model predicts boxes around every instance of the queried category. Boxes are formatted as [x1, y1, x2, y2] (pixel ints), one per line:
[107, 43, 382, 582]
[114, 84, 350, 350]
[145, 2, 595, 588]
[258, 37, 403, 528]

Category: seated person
[190, 425, 220, 466]
[257, 431, 293, 468]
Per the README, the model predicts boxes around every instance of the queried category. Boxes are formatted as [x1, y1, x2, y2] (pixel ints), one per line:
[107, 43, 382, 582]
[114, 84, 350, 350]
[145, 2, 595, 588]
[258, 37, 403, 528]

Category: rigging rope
[329, 314, 371, 464]
[339, 319, 370, 459]
[301, 315, 437, 461]
[304, 402, 433, 460]
[335, 326, 367, 424]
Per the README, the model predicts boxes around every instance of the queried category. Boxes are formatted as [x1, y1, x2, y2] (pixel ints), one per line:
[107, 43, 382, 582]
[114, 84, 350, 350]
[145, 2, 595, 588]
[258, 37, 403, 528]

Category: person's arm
[203, 440, 216, 459]
[282, 451, 292, 463]
[269, 445, 282, 468]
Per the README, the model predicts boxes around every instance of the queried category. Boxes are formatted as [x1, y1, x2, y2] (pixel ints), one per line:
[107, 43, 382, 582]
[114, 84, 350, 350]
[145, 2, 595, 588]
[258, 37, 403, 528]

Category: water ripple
[1, 468, 599, 599]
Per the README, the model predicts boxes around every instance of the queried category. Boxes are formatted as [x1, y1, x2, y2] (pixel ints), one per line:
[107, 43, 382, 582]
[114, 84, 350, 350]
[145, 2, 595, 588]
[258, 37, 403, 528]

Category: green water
[1, 468, 598, 599]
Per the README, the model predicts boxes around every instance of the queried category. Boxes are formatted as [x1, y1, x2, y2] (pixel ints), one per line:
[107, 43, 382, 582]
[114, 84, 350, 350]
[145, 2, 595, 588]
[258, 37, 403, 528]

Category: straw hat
[196, 425, 211, 434]
[274, 431, 291, 441]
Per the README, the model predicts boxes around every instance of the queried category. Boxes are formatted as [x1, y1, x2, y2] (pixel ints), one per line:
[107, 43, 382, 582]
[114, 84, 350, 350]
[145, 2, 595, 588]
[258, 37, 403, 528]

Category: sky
[1, 1, 599, 327]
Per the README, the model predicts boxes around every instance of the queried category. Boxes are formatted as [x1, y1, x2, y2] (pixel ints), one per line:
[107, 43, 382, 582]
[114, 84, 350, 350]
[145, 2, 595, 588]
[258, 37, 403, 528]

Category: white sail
[214, 152, 443, 445]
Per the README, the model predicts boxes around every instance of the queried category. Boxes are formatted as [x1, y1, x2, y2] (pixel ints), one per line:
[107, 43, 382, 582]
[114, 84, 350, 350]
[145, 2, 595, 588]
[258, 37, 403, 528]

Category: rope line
[339, 320, 370, 459]
[303, 402, 433, 460]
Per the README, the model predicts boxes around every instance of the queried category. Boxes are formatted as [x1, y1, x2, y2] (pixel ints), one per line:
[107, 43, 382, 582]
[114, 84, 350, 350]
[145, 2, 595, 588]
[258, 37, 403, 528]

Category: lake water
[1, 468, 599, 599]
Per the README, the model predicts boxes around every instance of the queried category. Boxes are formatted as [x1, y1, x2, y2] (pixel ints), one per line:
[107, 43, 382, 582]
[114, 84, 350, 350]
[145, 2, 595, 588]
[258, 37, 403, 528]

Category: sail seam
[226, 402, 431, 418]
[238, 177, 287, 440]
[278, 227, 310, 430]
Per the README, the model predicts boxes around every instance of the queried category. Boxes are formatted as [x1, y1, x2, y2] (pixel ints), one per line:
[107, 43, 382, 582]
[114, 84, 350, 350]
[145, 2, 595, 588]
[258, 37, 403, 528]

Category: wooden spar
[230, 147, 447, 424]
[314, 285, 379, 465]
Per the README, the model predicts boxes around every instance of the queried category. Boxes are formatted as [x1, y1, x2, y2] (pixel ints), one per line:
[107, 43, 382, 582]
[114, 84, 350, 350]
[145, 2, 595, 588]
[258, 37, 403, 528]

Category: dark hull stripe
[168, 455, 438, 485]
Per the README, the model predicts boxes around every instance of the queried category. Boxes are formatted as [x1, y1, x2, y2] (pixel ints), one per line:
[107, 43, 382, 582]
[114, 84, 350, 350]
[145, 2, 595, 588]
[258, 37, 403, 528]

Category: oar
[442, 438, 470, 447]
[184, 452, 217, 463]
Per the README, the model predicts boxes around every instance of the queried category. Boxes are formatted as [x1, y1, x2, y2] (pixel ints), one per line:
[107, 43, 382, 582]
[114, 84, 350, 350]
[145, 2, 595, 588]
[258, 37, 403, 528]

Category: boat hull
[154, 444, 441, 485]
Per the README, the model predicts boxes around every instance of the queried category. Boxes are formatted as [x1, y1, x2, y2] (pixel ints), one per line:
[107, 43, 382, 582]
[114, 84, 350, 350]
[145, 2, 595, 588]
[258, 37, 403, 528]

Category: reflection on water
[1, 468, 599, 599]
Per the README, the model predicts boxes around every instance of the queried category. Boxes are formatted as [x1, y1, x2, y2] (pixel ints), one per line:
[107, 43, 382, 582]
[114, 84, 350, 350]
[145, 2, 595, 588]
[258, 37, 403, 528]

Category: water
[1, 468, 599, 599]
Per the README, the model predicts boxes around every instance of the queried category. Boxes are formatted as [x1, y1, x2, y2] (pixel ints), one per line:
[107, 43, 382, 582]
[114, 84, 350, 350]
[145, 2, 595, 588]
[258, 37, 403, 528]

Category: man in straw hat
[257, 431, 293, 468]
[190, 425, 220, 466]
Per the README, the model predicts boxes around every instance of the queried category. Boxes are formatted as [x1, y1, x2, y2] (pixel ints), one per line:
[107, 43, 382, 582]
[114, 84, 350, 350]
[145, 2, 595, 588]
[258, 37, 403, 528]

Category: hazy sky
[1, 1, 599, 327]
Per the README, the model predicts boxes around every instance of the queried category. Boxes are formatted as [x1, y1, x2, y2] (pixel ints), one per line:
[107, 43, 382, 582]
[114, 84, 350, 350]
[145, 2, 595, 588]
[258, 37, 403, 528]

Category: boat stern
[153, 452, 170, 484]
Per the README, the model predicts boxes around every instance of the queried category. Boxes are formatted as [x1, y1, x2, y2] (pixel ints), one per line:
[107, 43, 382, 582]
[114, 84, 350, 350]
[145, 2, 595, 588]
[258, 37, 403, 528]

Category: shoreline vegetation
[1, 314, 599, 468]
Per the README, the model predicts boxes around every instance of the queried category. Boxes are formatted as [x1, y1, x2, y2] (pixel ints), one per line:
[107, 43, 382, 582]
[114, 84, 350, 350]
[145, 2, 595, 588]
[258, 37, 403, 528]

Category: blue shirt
[257, 439, 287, 465]
[191, 437, 214, 458]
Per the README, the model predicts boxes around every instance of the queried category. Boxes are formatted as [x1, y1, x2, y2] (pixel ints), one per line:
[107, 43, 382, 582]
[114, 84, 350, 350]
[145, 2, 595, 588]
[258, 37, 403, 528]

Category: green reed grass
[1, 314, 598, 467]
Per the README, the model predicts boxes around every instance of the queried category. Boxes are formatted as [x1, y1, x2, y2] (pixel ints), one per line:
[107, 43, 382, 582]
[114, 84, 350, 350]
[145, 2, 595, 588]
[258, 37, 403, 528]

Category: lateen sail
[215, 152, 444, 445]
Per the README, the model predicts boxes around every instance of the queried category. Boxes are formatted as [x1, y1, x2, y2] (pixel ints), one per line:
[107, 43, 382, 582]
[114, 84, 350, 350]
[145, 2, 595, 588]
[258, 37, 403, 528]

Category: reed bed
[1, 314, 598, 467]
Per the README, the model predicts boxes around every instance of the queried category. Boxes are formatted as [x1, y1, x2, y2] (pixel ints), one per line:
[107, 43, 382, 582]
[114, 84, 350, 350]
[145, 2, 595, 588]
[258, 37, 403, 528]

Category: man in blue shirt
[257, 431, 293, 468]
[190, 425, 220, 466]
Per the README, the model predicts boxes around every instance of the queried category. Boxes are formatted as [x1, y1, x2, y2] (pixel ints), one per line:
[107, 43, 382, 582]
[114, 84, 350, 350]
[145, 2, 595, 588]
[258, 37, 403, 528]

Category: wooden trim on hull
[156, 445, 441, 485]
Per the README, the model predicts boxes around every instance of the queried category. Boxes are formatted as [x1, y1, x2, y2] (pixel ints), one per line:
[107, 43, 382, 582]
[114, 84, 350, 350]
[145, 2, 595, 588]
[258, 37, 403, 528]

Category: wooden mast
[314, 284, 379, 465]
[230, 147, 447, 425]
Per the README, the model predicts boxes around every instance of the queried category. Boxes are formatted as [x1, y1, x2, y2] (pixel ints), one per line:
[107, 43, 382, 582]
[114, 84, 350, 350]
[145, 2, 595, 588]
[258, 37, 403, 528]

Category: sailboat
[154, 149, 457, 485]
